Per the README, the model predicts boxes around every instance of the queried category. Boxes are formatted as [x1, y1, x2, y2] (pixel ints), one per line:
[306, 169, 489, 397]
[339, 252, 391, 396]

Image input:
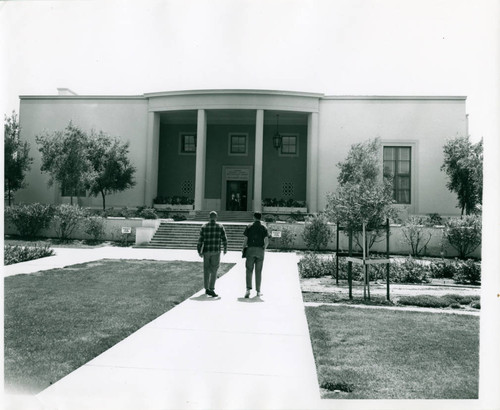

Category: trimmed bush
[302, 214, 332, 251]
[398, 295, 451, 308]
[5, 203, 54, 238]
[4, 243, 54, 265]
[298, 253, 336, 278]
[83, 216, 105, 242]
[172, 214, 187, 221]
[138, 207, 158, 219]
[390, 257, 430, 283]
[444, 215, 482, 259]
[53, 204, 86, 241]
[429, 259, 457, 279]
[279, 227, 295, 250]
[453, 259, 481, 285]
[264, 214, 276, 223]
[400, 215, 432, 257]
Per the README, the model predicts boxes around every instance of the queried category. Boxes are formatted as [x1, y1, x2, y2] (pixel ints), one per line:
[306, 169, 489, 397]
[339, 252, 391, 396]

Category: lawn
[305, 305, 479, 399]
[4, 259, 234, 394]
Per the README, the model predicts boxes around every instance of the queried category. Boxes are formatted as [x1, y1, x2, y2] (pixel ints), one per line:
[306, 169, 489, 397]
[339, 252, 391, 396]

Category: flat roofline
[20, 95, 146, 100]
[322, 95, 467, 101]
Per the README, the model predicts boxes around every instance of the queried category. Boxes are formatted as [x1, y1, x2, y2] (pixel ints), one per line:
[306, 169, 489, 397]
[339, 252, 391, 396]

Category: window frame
[228, 133, 248, 156]
[278, 133, 299, 157]
[179, 132, 197, 155]
[382, 142, 416, 207]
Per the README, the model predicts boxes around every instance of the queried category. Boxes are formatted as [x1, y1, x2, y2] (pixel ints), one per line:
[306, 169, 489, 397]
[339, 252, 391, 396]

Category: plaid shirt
[197, 220, 228, 253]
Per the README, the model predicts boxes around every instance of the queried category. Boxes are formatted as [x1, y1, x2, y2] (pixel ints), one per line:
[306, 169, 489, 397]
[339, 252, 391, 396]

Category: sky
[1, 0, 499, 143]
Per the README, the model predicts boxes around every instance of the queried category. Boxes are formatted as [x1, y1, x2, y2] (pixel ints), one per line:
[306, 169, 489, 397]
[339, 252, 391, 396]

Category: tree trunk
[101, 190, 106, 210]
[7, 180, 11, 206]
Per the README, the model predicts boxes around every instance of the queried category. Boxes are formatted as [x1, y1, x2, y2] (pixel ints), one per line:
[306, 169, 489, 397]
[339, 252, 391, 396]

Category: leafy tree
[325, 138, 396, 249]
[302, 213, 332, 251]
[444, 215, 482, 259]
[4, 112, 32, 205]
[441, 136, 483, 216]
[36, 122, 92, 205]
[85, 131, 136, 210]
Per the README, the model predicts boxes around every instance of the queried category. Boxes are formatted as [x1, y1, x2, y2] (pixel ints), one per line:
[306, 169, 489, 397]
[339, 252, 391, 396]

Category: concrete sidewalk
[4, 248, 322, 409]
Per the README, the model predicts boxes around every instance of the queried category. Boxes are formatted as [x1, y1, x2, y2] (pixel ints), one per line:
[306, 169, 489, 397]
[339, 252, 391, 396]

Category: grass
[305, 305, 479, 399]
[4, 259, 234, 394]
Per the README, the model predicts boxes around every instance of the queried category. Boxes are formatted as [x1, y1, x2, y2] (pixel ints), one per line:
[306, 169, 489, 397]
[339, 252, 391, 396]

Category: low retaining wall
[266, 222, 481, 259]
[4, 218, 161, 243]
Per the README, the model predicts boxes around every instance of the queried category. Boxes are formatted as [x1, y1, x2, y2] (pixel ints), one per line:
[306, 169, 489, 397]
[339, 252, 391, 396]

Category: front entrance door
[226, 181, 248, 211]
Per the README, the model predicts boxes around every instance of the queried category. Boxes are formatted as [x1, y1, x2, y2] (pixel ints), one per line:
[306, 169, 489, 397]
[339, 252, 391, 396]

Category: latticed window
[230, 134, 247, 154]
[181, 180, 194, 195]
[180, 134, 196, 153]
[281, 135, 297, 155]
[383, 146, 411, 204]
[282, 182, 295, 198]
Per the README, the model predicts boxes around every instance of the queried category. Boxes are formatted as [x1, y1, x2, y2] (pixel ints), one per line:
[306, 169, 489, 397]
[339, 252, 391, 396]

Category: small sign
[271, 230, 282, 238]
[121, 227, 132, 234]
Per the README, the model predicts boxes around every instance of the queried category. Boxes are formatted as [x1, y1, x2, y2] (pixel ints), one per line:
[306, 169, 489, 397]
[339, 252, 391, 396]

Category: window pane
[398, 160, 410, 174]
[230, 135, 246, 154]
[399, 147, 411, 161]
[383, 147, 395, 160]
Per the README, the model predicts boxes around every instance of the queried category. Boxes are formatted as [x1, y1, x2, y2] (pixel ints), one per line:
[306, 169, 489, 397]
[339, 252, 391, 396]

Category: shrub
[390, 257, 430, 283]
[302, 214, 332, 251]
[119, 206, 136, 218]
[428, 213, 444, 226]
[53, 204, 86, 240]
[397, 295, 450, 308]
[453, 259, 481, 285]
[280, 227, 295, 250]
[471, 301, 481, 309]
[84, 216, 105, 242]
[264, 214, 276, 223]
[444, 215, 482, 259]
[5, 203, 54, 238]
[400, 215, 432, 257]
[429, 259, 457, 279]
[172, 214, 187, 221]
[4, 243, 54, 265]
[298, 253, 336, 278]
[336, 257, 364, 281]
[138, 207, 158, 219]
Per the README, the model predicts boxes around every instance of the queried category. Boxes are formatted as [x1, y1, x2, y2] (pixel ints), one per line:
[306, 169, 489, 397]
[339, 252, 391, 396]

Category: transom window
[180, 133, 196, 154]
[229, 133, 248, 155]
[383, 146, 411, 204]
[280, 134, 298, 156]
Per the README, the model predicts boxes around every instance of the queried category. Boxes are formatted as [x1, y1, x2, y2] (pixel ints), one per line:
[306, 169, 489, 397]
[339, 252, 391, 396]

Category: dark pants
[245, 247, 265, 292]
[203, 251, 220, 290]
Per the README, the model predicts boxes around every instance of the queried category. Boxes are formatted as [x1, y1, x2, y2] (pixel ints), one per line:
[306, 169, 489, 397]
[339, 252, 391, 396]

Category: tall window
[229, 133, 247, 155]
[180, 133, 196, 154]
[61, 184, 86, 197]
[383, 146, 411, 204]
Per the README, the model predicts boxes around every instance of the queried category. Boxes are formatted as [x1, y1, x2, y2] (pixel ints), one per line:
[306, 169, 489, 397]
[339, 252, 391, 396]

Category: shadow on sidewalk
[189, 295, 221, 302]
[236, 297, 264, 303]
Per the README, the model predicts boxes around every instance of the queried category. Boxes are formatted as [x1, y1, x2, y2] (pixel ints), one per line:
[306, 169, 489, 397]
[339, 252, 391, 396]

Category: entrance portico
[143, 90, 321, 213]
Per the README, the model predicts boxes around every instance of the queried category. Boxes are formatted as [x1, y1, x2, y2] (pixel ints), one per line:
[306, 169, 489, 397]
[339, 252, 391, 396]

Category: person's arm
[263, 236, 269, 250]
[221, 226, 228, 254]
[197, 227, 204, 257]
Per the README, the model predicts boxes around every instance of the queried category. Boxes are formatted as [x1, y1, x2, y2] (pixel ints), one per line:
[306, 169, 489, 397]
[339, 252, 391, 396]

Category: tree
[36, 122, 92, 205]
[441, 135, 483, 216]
[325, 138, 396, 249]
[4, 112, 32, 205]
[86, 131, 136, 210]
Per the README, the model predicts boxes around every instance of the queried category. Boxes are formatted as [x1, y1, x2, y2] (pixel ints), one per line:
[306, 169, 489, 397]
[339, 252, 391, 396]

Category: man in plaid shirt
[197, 211, 227, 297]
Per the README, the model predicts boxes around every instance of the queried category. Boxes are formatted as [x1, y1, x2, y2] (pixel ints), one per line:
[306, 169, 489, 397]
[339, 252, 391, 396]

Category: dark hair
[254, 212, 262, 220]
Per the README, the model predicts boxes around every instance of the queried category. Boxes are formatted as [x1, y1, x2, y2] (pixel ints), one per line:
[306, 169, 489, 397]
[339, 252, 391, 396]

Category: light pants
[245, 247, 265, 292]
[203, 251, 220, 291]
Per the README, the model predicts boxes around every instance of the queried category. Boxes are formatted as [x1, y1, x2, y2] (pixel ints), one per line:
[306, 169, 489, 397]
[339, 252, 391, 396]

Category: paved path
[4, 247, 321, 410]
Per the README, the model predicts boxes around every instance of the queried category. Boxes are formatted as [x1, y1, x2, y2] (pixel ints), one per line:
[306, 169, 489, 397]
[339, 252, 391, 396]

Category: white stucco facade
[15, 90, 467, 216]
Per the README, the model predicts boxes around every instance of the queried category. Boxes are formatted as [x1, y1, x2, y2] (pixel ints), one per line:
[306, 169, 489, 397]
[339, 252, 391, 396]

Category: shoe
[205, 289, 210, 295]
[244, 289, 251, 298]
[208, 289, 218, 297]
[257, 292, 263, 297]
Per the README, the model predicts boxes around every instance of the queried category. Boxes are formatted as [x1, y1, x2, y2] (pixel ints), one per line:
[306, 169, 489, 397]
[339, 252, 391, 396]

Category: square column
[144, 112, 160, 206]
[253, 109, 264, 212]
[194, 109, 207, 210]
[306, 112, 319, 213]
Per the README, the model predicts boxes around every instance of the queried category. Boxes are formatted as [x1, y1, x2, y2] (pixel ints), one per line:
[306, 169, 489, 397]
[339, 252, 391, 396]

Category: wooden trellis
[335, 219, 391, 301]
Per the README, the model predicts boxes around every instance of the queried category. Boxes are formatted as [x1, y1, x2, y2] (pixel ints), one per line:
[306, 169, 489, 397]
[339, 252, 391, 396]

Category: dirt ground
[300, 276, 480, 304]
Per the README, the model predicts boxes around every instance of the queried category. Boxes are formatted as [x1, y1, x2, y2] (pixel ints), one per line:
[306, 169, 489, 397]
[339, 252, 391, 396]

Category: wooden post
[362, 223, 366, 300]
[366, 226, 370, 300]
[336, 222, 339, 285]
[386, 218, 390, 301]
[348, 228, 353, 300]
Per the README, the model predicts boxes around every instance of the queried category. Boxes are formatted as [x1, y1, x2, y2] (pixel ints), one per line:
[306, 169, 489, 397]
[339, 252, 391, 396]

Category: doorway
[226, 181, 248, 211]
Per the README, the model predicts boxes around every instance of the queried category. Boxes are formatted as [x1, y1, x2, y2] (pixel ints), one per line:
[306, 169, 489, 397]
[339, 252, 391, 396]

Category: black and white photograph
[1, 1, 499, 409]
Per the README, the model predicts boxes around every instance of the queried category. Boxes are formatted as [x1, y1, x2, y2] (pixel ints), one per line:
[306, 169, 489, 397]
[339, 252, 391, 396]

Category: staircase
[141, 221, 247, 250]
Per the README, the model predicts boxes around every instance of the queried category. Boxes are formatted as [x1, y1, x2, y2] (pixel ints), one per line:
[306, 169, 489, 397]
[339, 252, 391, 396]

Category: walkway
[4, 247, 322, 410]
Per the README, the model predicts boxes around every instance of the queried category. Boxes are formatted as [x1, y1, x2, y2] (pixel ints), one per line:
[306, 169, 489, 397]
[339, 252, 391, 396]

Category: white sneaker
[257, 292, 263, 297]
[244, 289, 251, 298]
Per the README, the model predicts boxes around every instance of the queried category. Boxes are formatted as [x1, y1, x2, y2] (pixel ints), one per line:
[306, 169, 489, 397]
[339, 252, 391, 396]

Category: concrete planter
[142, 219, 161, 229]
[154, 204, 194, 211]
[262, 206, 307, 214]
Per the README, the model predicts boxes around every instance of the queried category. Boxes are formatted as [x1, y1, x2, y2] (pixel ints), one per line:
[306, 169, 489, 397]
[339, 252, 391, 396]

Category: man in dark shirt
[242, 212, 269, 298]
[197, 211, 227, 297]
